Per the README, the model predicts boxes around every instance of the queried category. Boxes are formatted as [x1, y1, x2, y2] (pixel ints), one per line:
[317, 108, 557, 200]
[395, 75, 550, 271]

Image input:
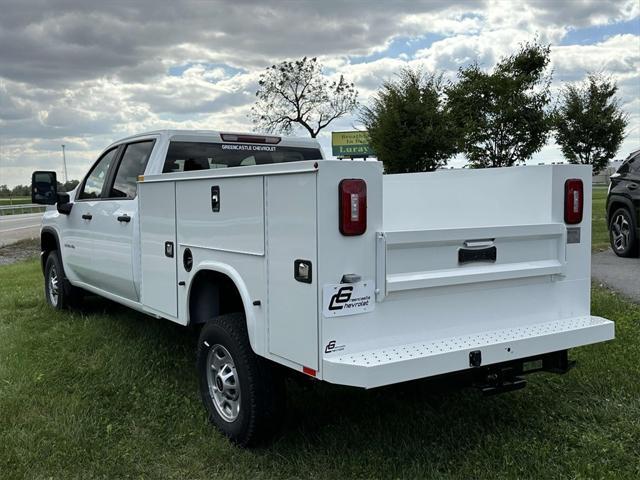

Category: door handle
[117, 215, 131, 223]
[82, 213, 92, 220]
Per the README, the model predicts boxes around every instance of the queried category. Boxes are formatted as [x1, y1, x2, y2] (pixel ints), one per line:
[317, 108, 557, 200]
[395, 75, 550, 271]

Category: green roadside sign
[331, 131, 375, 157]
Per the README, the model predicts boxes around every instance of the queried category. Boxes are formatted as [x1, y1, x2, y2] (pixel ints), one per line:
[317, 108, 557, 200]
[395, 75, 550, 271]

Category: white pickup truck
[32, 130, 614, 446]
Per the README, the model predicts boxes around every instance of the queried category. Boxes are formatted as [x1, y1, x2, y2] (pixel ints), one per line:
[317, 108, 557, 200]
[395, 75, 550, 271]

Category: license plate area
[522, 359, 543, 372]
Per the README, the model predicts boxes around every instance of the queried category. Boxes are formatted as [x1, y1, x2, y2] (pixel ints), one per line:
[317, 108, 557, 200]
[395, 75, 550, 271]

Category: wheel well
[41, 230, 58, 256]
[40, 230, 59, 272]
[188, 270, 244, 325]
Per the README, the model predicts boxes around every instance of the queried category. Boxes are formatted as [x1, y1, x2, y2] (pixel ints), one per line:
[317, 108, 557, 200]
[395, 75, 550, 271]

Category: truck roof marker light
[137, 175, 144, 182]
[220, 133, 281, 144]
[564, 179, 583, 224]
[302, 366, 316, 377]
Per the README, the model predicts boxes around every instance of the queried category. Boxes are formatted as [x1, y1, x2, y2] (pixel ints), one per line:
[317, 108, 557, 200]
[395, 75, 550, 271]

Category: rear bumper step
[322, 316, 614, 388]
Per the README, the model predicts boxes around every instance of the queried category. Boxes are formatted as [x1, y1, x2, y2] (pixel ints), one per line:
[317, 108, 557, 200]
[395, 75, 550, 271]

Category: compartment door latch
[211, 186, 220, 212]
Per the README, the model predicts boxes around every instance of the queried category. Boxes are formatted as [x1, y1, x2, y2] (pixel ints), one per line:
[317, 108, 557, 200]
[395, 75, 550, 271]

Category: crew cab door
[63, 147, 119, 285]
[90, 140, 155, 301]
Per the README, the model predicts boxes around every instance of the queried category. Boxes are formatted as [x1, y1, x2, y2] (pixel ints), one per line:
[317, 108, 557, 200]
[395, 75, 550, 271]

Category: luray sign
[331, 131, 375, 158]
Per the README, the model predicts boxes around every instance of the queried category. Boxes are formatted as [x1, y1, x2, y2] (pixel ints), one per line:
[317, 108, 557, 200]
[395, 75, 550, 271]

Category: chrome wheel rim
[48, 264, 59, 306]
[612, 214, 630, 252]
[206, 344, 241, 422]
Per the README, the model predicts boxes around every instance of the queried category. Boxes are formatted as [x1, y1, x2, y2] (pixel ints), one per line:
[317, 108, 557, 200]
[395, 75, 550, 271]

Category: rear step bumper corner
[322, 316, 614, 389]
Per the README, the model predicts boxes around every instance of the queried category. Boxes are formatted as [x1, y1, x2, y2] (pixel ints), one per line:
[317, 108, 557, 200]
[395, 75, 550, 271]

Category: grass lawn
[0, 184, 636, 478]
[0, 260, 639, 478]
[0, 197, 45, 216]
[0, 197, 30, 206]
[592, 185, 609, 252]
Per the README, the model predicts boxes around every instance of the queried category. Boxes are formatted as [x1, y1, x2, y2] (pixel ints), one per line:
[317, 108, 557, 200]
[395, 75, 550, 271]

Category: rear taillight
[564, 179, 583, 224]
[339, 179, 367, 236]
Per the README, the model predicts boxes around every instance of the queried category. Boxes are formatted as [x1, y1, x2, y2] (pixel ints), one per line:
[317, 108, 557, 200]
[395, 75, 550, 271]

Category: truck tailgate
[377, 223, 566, 298]
[318, 164, 614, 387]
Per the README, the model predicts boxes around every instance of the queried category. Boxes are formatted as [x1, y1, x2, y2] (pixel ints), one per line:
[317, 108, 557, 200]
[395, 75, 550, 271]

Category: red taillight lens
[564, 179, 583, 224]
[339, 179, 367, 236]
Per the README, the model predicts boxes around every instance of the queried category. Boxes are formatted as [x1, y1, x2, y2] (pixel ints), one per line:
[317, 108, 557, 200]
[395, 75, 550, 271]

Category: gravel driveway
[592, 249, 640, 303]
[0, 239, 40, 266]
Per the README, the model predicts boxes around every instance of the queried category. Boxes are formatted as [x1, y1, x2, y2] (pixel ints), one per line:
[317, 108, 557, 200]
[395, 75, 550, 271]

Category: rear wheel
[44, 250, 82, 309]
[197, 312, 285, 446]
[609, 208, 638, 257]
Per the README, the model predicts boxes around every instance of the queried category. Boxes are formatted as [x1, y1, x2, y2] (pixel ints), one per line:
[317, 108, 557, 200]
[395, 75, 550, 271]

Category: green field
[0, 261, 638, 478]
[0, 197, 30, 206]
[1, 185, 636, 478]
[592, 185, 609, 252]
[0, 196, 46, 216]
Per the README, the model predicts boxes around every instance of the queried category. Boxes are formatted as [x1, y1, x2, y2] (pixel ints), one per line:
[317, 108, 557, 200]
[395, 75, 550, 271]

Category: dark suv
[607, 149, 640, 257]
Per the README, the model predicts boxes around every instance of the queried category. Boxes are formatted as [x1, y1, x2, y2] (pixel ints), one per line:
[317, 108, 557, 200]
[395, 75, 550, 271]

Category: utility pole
[61, 144, 68, 183]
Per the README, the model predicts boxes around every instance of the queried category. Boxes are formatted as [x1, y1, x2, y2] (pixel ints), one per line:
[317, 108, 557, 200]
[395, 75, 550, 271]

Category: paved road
[0, 213, 43, 247]
[592, 249, 640, 303]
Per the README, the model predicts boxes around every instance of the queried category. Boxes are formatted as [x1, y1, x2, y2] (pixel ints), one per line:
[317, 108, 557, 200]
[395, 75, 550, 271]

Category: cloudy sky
[0, 0, 638, 187]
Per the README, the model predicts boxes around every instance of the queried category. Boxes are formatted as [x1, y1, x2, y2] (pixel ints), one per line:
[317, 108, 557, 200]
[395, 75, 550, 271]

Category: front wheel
[609, 208, 639, 257]
[197, 312, 285, 447]
[44, 250, 82, 309]
[44, 251, 66, 309]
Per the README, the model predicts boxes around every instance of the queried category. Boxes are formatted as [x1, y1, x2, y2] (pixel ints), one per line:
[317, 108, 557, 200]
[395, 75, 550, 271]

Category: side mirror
[31, 171, 58, 205]
[57, 193, 72, 214]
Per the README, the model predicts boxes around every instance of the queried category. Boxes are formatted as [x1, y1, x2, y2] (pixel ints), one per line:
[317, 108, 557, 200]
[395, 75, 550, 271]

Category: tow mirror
[31, 171, 58, 205]
[57, 192, 72, 214]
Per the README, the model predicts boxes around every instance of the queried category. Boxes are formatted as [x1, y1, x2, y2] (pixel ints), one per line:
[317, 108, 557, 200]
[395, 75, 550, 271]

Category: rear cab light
[220, 133, 281, 144]
[564, 179, 583, 224]
[339, 179, 367, 236]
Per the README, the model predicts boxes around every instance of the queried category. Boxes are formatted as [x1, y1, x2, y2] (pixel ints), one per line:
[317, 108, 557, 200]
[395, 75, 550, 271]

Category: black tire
[197, 312, 285, 447]
[609, 208, 639, 258]
[44, 250, 82, 309]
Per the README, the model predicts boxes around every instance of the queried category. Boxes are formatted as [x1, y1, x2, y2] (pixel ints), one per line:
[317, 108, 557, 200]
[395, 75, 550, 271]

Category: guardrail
[0, 204, 46, 216]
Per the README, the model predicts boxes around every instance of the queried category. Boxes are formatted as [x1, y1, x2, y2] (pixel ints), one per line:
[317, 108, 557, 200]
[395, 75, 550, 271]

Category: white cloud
[0, 0, 638, 186]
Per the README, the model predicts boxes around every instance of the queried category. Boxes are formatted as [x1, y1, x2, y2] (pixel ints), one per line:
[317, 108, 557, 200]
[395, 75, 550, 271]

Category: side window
[630, 155, 640, 174]
[110, 141, 154, 198]
[78, 148, 118, 199]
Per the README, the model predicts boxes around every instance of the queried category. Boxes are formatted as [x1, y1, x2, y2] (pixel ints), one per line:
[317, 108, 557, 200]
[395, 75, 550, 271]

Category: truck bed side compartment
[139, 181, 178, 319]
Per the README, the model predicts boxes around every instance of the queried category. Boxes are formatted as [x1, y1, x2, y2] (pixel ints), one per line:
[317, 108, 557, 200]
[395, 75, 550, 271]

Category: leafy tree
[11, 184, 30, 197]
[57, 179, 80, 192]
[361, 68, 457, 173]
[447, 41, 553, 167]
[250, 57, 358, 138]
[554, 74, 628, 174]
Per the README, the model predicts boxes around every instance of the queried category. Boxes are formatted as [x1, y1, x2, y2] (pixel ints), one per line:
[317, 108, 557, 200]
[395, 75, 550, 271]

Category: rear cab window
[162, 142, 322, 173]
